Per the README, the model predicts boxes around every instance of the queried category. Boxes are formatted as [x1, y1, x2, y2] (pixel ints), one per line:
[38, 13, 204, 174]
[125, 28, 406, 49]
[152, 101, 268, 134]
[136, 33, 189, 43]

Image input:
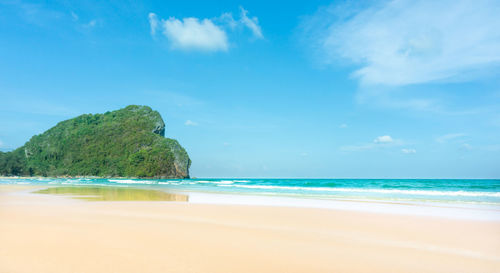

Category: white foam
[217, 184, 500, 197]
[194, 180, 239, 185]
[108, 179, 155, 184]
[213, 180, 234, 185]
[187, 192, 500, 222]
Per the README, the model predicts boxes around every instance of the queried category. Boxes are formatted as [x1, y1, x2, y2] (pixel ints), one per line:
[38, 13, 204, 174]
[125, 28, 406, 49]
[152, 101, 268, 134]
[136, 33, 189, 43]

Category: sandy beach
[1, 185, 499, 273]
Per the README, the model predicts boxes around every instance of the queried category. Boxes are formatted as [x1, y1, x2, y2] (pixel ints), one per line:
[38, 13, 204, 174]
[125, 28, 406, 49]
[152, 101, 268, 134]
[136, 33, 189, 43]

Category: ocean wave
[193, 180, 234, 185]
[158, 182, 182, 185]
[217, 184, 500, 197]
[214, 180, 234, 184]
[108, 179, 155, 184]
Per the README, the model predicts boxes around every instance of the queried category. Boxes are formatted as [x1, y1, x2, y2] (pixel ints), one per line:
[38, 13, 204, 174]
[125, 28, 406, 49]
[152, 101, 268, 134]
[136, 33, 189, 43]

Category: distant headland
[0, 105, 190, 178]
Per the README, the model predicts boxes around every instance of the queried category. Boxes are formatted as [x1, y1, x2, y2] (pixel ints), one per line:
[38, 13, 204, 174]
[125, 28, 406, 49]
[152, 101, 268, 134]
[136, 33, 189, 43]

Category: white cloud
[373, 135, 393, 143]
[185, 120, 198, 126]
[401, 148, 416, 154]
[436, 133, 466, 143]
[303, 0, 500, 86]
[148, 13, 158, 36]
[239, 7, 263, 39]
[162, 17, 228, 51]
[149, 7, 262, 52]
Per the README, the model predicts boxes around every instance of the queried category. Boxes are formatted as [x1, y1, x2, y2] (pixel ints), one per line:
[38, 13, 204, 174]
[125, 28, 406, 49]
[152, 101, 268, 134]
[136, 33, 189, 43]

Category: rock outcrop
[0, 105, 190, 178]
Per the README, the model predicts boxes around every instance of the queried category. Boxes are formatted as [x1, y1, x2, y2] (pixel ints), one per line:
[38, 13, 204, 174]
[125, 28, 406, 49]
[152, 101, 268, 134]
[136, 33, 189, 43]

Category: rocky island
[0, 105, 190, 178]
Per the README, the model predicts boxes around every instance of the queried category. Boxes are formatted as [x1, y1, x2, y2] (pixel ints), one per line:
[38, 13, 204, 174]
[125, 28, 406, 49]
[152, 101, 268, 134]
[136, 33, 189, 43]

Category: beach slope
[1, 186, 499, 273]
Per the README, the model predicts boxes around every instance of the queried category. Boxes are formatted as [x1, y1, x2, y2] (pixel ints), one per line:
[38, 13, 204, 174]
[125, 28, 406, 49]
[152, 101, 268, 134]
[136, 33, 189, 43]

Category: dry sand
[1, 185, 499, 273]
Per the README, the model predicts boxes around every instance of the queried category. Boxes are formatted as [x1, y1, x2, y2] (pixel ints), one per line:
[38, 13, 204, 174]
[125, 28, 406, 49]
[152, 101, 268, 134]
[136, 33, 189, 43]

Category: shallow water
[2, 177, 499, 205]
[35, 186, 188, 201]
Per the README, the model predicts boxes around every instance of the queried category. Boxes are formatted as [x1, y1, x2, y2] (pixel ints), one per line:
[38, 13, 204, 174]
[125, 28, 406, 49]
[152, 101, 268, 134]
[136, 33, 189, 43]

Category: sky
[1, 0, 499, 178]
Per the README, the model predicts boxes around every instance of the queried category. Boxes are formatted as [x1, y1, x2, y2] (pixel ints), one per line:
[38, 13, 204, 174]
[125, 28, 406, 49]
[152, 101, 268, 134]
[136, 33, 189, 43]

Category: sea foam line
[191, 180, 234, 185]
[108, 179, 155, 184]
[217, 184, 500, 197]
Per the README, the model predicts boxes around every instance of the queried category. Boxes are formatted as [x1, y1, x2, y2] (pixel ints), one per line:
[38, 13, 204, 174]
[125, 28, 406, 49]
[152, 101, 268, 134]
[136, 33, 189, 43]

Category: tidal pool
[36, 186, 189, 201]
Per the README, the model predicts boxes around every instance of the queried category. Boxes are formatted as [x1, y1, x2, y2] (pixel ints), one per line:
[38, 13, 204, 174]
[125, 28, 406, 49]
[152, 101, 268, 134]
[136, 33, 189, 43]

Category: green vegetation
[35, 186, 189, 201]
[0, 149, 28, 176]
[0, 105, 190, 178]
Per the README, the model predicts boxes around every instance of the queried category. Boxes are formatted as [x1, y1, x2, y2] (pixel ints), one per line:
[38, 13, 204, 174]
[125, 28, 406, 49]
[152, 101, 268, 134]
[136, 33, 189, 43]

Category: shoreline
[2, 182, 500, 221]
[185, 191, 500, 222]
[1, 185, 499, 272]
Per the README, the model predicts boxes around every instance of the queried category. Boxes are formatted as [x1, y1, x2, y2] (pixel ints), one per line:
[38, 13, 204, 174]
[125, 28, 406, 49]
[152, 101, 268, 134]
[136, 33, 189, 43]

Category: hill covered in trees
[0, 105, 190, 178]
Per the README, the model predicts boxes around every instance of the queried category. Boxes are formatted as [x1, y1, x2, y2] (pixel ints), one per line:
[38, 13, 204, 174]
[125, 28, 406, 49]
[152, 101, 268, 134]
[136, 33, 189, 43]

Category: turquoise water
[2, 177, 499, 205]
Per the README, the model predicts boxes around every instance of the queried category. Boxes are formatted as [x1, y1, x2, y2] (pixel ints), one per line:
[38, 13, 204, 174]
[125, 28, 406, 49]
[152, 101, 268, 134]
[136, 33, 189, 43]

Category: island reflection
[36, 186, 188, 202]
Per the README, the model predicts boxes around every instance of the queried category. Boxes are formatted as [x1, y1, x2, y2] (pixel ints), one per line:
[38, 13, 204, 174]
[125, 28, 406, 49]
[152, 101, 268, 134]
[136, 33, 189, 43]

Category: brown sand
[1, 185, 499, 273]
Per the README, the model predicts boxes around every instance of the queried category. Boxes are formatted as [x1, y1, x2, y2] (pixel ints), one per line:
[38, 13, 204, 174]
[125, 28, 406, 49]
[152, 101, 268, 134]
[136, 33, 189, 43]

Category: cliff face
[0, 105, 190, 178]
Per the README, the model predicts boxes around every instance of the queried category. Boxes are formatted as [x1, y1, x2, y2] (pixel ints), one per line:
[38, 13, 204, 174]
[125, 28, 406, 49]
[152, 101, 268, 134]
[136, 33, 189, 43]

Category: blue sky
[1, 0, 499, 178]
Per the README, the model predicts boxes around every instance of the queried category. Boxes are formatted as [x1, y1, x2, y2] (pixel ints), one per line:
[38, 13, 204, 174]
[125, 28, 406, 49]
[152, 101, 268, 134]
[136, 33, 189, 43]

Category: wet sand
[1, 185, 499, 273]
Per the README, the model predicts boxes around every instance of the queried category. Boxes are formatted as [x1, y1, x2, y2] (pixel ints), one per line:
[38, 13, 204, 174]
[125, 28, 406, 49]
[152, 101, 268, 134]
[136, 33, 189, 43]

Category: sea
[2, 177, 499, 205]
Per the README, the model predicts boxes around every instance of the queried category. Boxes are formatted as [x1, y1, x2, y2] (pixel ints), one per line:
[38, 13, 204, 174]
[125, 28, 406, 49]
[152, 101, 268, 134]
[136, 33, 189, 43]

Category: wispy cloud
[483, 144, 500, 151]
[341, 135, 401, 151]
[219, 13, 237, 29]
[71, 11, 79, 21]
[460, 143, 472, 151]
[4, 2, 100, 31]
[340, 144, 374, 152]
[2, 1, 63, 26]
[148, 13, 158, 36]
[339, 123, 347, 128]
[149, 7, 263, 52]
[373, 135, 393, 144]
[356, 89, 443, 113]
[239, 7, 263, 39]
[401, 148, 416, 154]
[302, 0, 500, 86]
[354, 85, 496, 115]
[70, 11, 99, 29]
[82, 19, 97, 28]
[436, 133, 466, 143]
[185, 120, 198, 126]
